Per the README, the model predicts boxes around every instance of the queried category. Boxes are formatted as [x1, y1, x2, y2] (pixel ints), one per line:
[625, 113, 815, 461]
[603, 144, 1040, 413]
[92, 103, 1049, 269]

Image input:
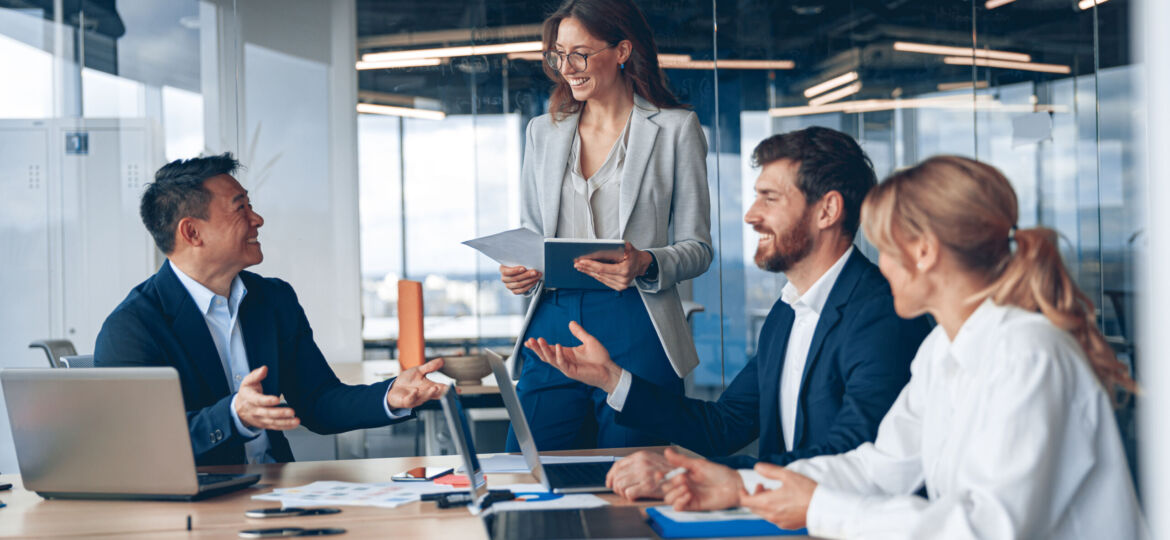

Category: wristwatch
[641, 252, 659, 281]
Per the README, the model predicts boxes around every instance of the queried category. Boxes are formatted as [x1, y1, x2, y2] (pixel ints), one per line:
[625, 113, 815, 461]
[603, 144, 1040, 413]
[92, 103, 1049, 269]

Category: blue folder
[645, 506, 808, 538]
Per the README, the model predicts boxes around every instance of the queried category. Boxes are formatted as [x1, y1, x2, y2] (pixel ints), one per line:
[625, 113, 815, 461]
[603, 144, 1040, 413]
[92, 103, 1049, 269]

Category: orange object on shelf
[397, 279, 424, 370]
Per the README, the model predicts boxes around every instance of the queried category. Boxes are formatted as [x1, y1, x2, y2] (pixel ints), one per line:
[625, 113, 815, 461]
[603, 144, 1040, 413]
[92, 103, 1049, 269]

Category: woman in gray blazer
[500, 0, 713, 450]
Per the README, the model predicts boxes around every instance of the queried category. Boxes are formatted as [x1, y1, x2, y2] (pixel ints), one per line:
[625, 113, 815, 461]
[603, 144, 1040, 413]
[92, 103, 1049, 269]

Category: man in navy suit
[95, 153, 445, 466]
[526, 127, 930, 500]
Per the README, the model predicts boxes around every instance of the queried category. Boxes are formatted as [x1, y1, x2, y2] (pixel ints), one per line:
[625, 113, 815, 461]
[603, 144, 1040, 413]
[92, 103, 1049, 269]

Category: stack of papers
[252, 481, 456, 509]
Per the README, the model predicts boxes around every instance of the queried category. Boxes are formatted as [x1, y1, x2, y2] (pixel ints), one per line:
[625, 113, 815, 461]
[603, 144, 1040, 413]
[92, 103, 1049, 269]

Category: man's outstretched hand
[387, 358, 447, 409]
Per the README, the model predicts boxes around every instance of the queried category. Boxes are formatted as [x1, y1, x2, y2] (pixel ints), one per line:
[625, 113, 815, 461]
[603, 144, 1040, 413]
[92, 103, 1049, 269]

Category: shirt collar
[944, 298, 1008, 368]
[170, 261, 247, 317]
[780, 246, 854, 315]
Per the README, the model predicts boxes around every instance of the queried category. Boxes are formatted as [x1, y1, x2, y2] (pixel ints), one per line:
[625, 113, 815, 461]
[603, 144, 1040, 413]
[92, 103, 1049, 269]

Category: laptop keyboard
[544, 462, 613, 489]
[490, 509, 588, 540]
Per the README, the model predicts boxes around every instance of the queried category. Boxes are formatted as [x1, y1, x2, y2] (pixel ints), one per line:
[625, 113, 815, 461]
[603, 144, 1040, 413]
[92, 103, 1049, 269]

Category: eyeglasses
[544, 44, 616, 72]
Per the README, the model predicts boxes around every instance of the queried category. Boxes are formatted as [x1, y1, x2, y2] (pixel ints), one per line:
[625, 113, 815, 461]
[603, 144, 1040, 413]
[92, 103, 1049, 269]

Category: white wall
[1137, 0, 1168, 536]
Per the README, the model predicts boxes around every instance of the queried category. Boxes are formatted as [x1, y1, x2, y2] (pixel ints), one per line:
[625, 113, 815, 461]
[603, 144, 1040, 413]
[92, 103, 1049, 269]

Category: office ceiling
[355, 0, 1131, 115]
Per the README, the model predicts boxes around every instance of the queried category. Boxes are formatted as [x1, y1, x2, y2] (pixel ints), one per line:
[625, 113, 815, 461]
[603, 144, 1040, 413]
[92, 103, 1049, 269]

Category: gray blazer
[511, 94, 713, 377]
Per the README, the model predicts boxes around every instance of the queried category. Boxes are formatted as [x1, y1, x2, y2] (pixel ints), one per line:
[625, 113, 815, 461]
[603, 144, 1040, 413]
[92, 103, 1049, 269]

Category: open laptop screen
[438, 384, 489, 509]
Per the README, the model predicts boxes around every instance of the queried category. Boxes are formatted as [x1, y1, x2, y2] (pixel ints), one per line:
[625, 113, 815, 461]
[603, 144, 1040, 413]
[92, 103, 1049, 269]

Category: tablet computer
[543, 238, 625, 290]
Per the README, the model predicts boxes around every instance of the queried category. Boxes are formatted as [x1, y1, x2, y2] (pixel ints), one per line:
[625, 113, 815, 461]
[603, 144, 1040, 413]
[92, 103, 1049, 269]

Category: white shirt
[746, 300, 1146, 539]
[171, 264, 274, 464]
[608, 248, 853, 416]
[777, 247, 852, 449]
[555, 112, 631, 240]
[172, 263, 408, 464]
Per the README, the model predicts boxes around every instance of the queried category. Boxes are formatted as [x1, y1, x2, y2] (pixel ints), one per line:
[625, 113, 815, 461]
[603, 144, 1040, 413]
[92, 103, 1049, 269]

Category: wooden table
[0, 448, 815, 539]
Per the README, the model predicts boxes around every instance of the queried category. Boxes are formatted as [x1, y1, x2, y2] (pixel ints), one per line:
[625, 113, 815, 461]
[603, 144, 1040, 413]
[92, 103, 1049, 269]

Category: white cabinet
[0, 118, 159, 472]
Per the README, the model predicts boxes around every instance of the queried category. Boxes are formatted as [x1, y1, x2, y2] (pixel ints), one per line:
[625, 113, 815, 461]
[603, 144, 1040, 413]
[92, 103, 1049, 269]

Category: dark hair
[751, 127, 877, 237]
[140, 153, 240, 254]
[542, 0, 683, 120]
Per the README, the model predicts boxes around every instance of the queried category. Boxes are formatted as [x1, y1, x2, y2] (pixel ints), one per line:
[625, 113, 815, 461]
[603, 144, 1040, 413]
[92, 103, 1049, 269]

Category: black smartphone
[391, 466, 452, 482]
[244, 508, 342, 518]
[238, 527, 346, 538]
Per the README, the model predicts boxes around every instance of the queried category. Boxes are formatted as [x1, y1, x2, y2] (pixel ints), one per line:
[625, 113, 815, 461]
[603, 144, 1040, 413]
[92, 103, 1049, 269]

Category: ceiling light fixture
[658, 58, 795, 70]
[770, 94, 1066, 118]
[362, 41, 543, 63]
[936, 80, 990, 91]
[808, 81, 862, 106]
[984, 0, 1017, 9]
[804, 71, 859, 98]
[942, 56, 1071, 74]
[356, 58, 443, 70]
[356, 103, 446, 120]
[1078, 0, 1109, 9]
[893, 41, 1031, 62]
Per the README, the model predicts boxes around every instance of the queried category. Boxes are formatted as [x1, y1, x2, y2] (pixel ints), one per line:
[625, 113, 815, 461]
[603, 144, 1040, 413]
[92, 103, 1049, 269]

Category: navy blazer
[94, 261, 406, 466]
[615, 249, 930, 467]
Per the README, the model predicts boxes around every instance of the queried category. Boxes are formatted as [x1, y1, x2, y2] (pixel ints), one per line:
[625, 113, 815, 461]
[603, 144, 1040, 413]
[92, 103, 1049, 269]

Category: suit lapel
[157, 261, 231, 399]
[539, 113, 578, 236]
[619, 95, 659, 237]
[759, 305, 794, 453]
[792, 249, 865, 448]
[239, 277, 279, 397]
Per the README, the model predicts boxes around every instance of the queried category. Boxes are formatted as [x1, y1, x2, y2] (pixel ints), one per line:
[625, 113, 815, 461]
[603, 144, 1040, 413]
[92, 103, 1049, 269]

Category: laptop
[486, 350, 614, 494]
[438, 386, 654, 540]
[1, 367, 260, 501]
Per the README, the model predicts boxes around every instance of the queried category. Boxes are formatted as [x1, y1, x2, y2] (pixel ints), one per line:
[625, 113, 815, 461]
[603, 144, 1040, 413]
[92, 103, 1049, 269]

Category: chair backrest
[28, 339, 78, 368]
[60, 355, 95, 369]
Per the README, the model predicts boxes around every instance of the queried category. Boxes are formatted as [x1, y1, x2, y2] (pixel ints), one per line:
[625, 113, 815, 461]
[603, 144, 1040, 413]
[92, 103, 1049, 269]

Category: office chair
[60, 355, 95, 368]
[28, 339, 78, 368]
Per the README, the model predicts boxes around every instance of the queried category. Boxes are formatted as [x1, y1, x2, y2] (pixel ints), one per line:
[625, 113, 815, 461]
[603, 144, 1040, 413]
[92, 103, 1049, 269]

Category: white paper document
[464, 454, 618, 473]
[651, 505, 763, 522]
[252, 480, 456, 509]
[462, 227, 544, 271]
[488, 483, 609, 512]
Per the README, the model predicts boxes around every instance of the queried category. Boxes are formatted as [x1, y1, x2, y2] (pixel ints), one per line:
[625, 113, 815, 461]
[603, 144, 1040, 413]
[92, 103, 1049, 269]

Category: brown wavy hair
[861, 155, 1136, 403]
[541, 0, 683, 121]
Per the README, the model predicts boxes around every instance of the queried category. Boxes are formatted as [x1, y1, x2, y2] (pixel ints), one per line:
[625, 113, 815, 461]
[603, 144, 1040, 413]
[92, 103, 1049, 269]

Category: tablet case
[543, 239, 626, 290]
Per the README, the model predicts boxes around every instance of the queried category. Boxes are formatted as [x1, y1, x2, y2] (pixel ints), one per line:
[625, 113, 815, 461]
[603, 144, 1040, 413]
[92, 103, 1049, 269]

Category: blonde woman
[661, 156, 1144, 539]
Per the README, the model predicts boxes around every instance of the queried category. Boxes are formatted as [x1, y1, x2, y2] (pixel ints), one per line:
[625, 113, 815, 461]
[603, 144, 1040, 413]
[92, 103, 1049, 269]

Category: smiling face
[195, 174, 264, 273]
[553, 17, 627, 103]
[744, 159, 815, 273]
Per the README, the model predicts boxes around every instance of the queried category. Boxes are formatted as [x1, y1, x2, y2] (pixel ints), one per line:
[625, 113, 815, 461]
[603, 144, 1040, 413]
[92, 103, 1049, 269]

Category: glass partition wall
[354, 0, 1139, 403]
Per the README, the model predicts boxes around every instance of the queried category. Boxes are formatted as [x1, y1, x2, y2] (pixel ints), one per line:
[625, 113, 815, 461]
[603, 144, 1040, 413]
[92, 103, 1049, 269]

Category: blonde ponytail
[862, 156, 1136, 403]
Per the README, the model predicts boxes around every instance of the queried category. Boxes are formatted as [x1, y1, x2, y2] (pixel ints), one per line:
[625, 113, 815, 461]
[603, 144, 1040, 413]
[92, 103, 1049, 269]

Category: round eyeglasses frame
[544, 44, 617, 72]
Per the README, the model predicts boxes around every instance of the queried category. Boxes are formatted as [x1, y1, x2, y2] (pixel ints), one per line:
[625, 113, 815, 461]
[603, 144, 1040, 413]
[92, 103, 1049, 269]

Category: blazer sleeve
[639, 111, 713, 293]
[614, 355, 760, 457]
[94, 309, 239, 460]
[273, 281, 409, 434]
[763, 295, 926, 466]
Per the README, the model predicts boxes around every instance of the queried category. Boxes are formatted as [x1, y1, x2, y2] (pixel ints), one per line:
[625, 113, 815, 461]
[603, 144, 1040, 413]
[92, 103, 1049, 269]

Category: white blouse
[760, 300, 1145, 539]
[555, 113, 631, 240]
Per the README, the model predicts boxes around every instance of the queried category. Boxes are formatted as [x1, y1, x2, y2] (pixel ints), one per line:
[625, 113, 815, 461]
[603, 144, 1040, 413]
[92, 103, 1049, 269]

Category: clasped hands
[499, 241, 652, 294]
[233, 359, 448, 431]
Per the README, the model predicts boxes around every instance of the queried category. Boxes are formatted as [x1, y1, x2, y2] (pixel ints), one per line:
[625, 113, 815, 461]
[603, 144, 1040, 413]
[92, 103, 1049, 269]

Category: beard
[754, 206, 814, 273]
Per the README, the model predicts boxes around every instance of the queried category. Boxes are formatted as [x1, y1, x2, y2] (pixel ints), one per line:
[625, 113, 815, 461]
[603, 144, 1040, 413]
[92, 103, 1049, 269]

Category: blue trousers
[505, 288, 684, 451]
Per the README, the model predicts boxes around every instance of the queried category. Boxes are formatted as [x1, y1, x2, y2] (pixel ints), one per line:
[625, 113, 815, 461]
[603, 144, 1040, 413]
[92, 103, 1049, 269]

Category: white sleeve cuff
[606, 369, 634, 412]
[737, 469, 783, 494]
[806, 485, 864, 540]
[383, 378, 412, 419]
[230, 393, 261, 439]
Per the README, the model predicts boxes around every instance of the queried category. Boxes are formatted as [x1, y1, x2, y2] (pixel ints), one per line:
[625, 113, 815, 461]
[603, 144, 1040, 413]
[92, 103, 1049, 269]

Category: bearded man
[524, 127, 931, 501]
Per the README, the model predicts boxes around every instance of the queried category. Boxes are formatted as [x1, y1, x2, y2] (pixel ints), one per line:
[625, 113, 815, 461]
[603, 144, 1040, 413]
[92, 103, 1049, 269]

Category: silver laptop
[438, 384, 653, 540]
[486, 350, 613, 494]
[1, 367, 259, 500]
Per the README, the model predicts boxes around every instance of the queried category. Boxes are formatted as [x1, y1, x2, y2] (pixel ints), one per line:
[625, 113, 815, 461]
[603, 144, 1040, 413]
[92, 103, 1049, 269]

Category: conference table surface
[0, 446, 816, 539]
